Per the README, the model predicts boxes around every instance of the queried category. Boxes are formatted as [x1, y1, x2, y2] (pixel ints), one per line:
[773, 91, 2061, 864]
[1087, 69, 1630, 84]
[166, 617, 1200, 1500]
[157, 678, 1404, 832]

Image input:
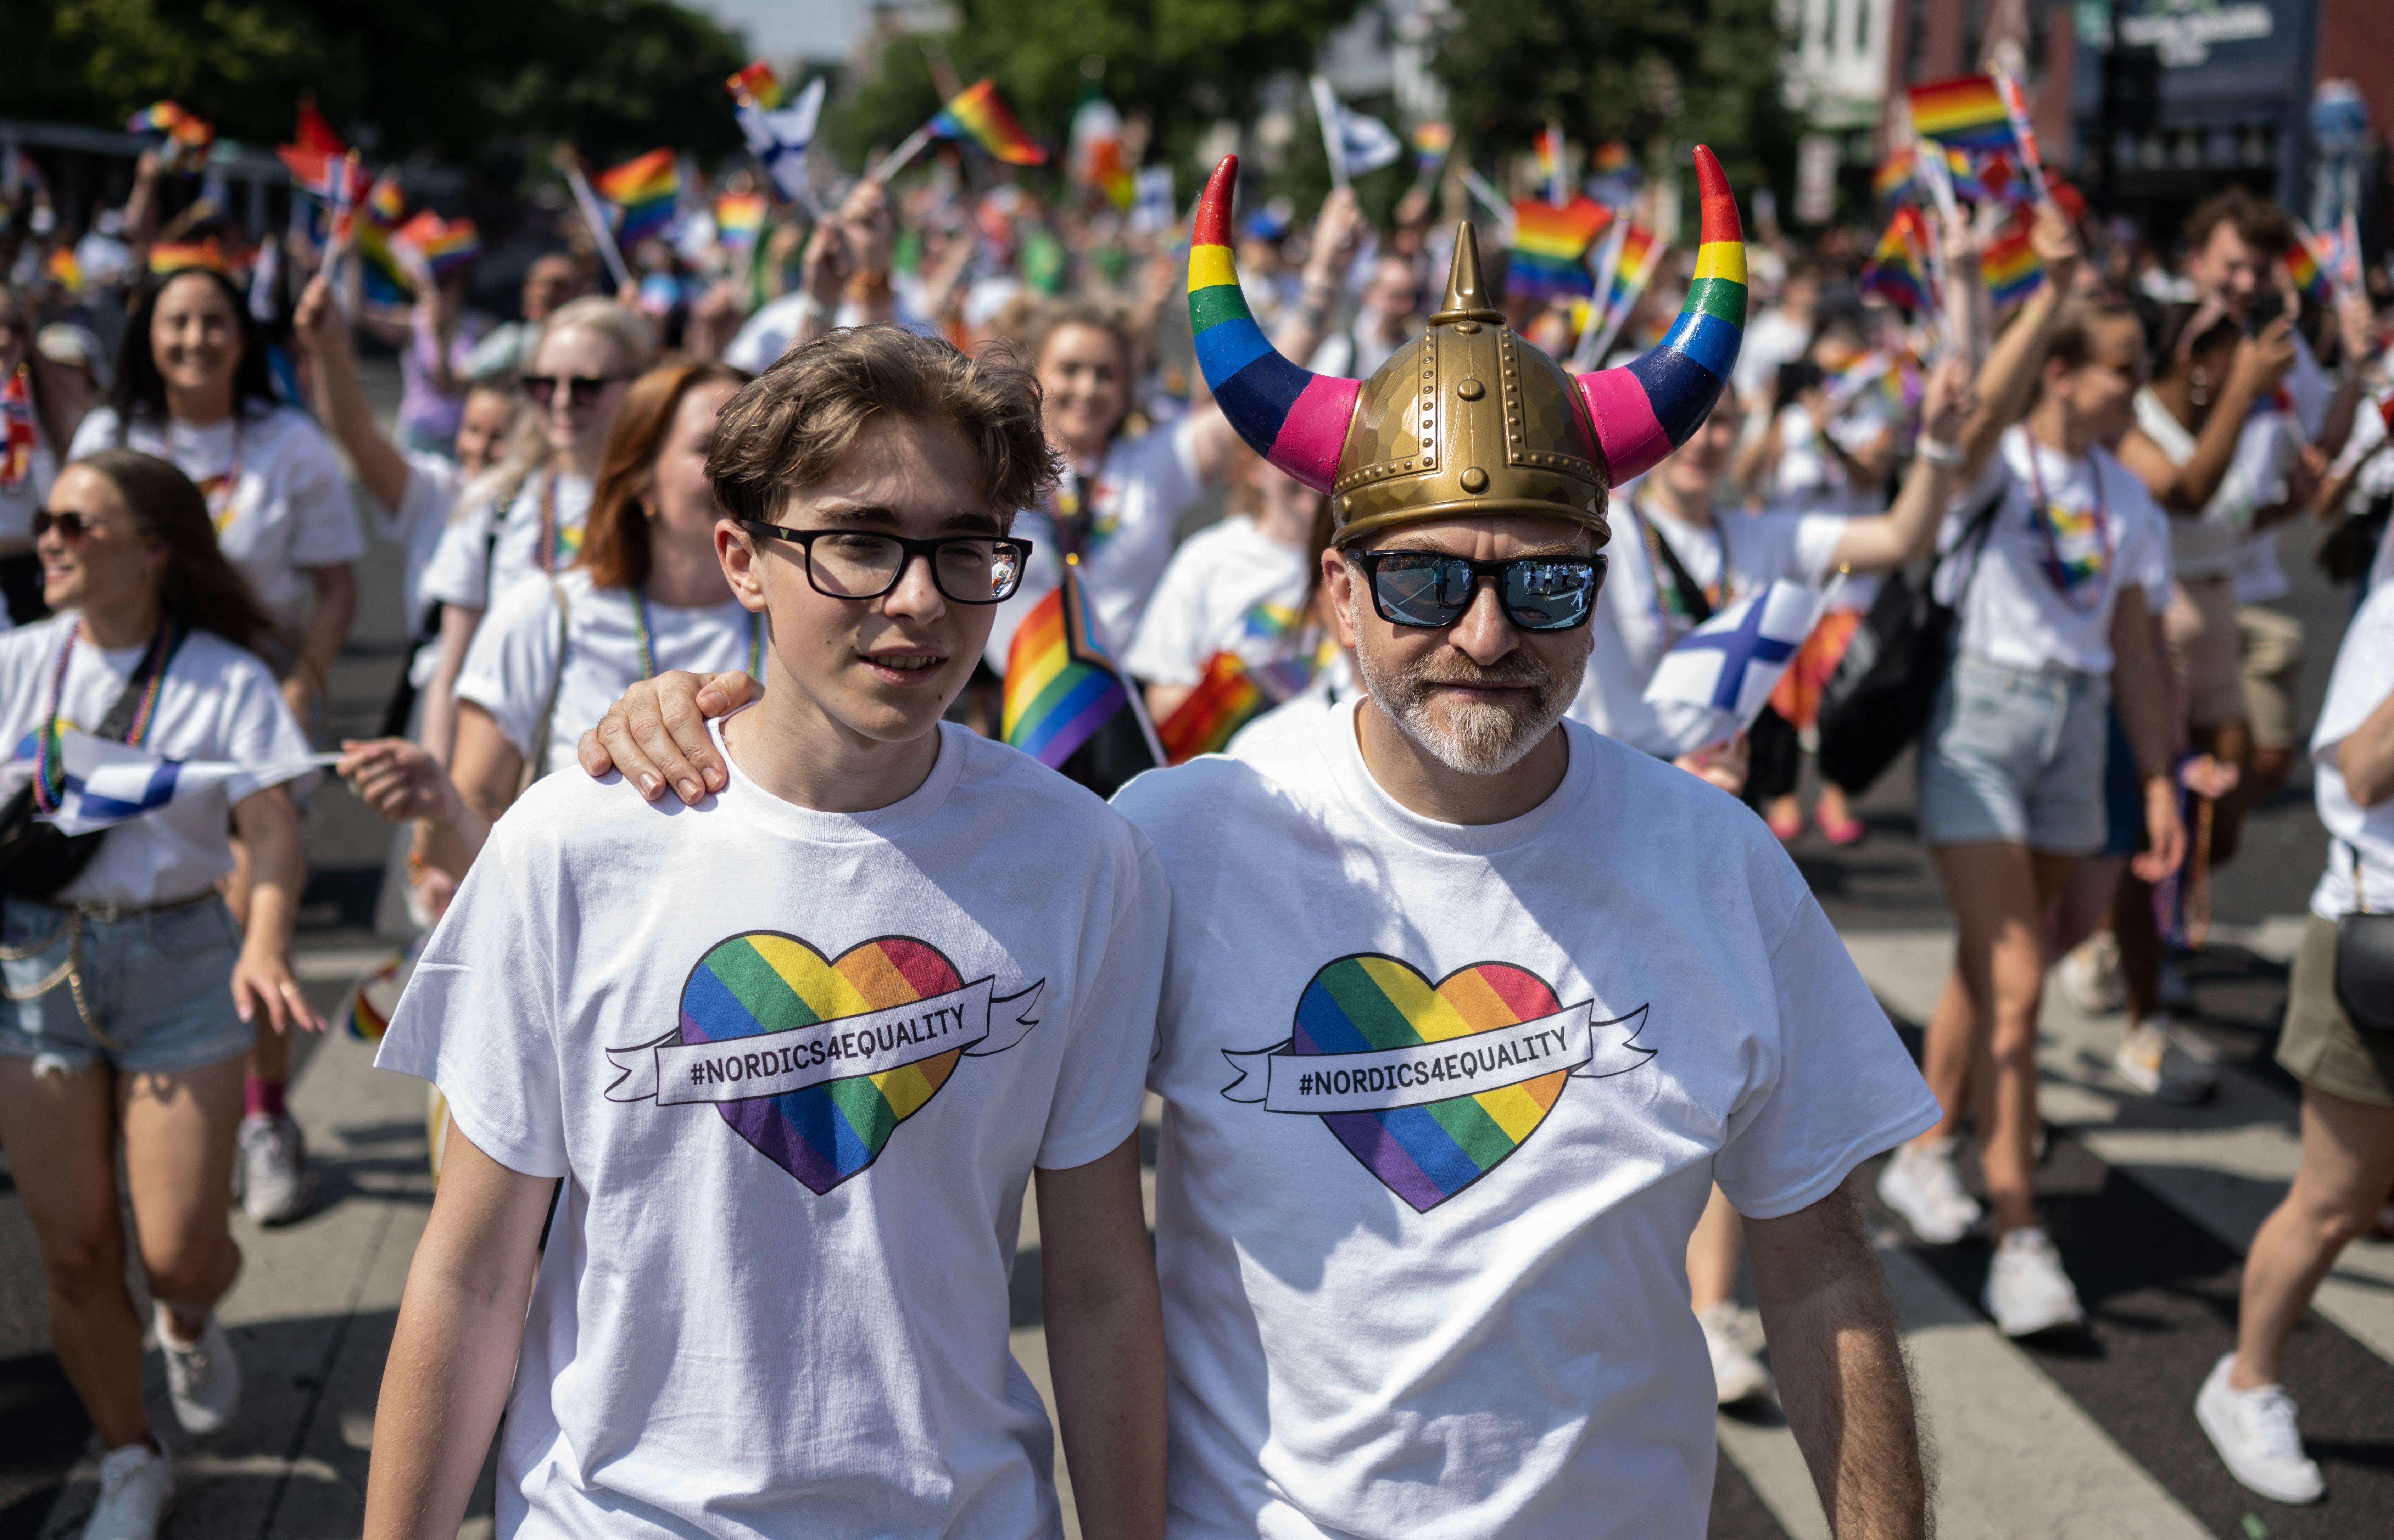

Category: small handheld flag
[1157, 651, 1268, 764]
[1129, 166, 1176, 235]
[1908, 75, 2017, 154]
[935, 78, 1047, 166]
[1508, 196, 1612, 300]
[1988, 68, 2052, 209]
[1983, 216, 2043, 305]
[1412, 121, 1455, 183]
[732, 72, 827, 214]
[1309, 76, 1404, 189]
[726, 61, 783, 110]
[394, 211, 481, 276]
[1001, 561, 1162, 796]
[712, 193, 767, 252]
[1873, 145, 1919, 205]
[1587, 141, 1642, 207]
[596, 150, 681, 249]
[1642, 582, 1832, 754]
[343, 939, 424, 1043]
[33, 732, 334, 838]
[127, 102, 214, 173]
[1574, 222, 1662, 366]
[1071, 97, 1137, 209]
[1536, 123, 1567, 207]
[1862, 206, 1933, 313]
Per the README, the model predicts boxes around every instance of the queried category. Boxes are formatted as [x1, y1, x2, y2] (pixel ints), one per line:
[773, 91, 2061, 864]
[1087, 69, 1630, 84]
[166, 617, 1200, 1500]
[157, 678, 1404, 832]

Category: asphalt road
[0, 388, 2383, 1538]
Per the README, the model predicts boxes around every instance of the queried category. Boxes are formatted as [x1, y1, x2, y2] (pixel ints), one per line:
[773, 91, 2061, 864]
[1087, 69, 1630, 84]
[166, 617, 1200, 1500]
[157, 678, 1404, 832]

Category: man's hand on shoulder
[577, 670, 758, 805]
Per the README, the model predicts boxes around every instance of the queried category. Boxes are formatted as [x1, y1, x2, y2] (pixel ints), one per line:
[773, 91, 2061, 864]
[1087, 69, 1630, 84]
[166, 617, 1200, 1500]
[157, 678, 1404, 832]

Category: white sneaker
[2058, 932, 2125, 1015]
[158, 1309, 241, 1437]
[1697, 1302, 1773, 1406]
[1982, 1227, 2085, 1337]
[82, 1441, 173, 1540]
[2196, 1353, 2325, 1504]
[236, 1112, 307, 1223]
[1877, 1139, 1982, 1245]
[2114, 1018, 2219, 1104]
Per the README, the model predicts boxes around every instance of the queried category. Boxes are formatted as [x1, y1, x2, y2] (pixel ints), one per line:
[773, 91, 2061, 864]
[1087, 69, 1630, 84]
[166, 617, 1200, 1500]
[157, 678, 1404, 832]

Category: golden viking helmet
[1186, 147, 1749, 548]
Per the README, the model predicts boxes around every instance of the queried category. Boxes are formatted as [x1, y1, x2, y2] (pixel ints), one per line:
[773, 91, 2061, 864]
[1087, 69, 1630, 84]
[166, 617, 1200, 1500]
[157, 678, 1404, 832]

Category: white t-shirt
[454, 569, 763, 780]
[1111, 703, 1939, 1540]
[1123, 515, 1338, 699]
[0, 419, 57, 547]
[984, 420, 1206, 673]
[376, 716, 1167, 1540]
[2309, 581, 2394, 919]
[1568, 489, 1847, 753]
[71, 405, 366, 633]
[0, 613, 313, 907]
[2129, 388, 2300, 581]
[376, 452, 467, 627]
[2233, 336, 2336, 604]
[1769, 397, 1890, 518]
[1938, 428, 2169, 675]
[418, 467, 595, 613]
[1732, 307, 1811, 404]
[724, 292, 941, 375]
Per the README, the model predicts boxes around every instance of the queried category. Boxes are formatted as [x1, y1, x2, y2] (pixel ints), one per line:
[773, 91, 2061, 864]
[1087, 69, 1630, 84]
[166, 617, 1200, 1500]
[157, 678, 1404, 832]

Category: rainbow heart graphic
[1293, 956, 1579, 1211]
[674, 932, 979, 1194]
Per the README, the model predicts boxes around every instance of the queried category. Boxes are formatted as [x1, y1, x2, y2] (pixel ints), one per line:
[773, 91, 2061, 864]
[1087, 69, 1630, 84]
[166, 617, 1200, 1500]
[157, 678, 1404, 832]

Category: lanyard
[196, 421, 242, 534]
[2021, 436, 2113, 612]
[534, 470, 560, 574]
[1628, 490, 1729, 640]
[33, 622, 175, 813]
[629, 589, 764, 683]
[1, 365, 35, 493]
[1049, 467, 1090, 565]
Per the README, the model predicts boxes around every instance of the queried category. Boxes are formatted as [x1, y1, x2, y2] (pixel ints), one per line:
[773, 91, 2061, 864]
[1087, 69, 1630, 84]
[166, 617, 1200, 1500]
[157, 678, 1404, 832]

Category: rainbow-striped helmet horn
[1576, 146, 1746, 485]
[1187, 156, 1362, 493]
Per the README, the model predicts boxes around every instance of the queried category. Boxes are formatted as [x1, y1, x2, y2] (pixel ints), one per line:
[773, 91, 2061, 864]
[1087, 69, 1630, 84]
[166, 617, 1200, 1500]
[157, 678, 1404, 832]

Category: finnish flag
[1641, 581, 1831, 755]
[1309, 77, 1405, 181]
[37, 732, 334, 838]
[738, 76, 827, 212]
[1129, 166, 1176, 235]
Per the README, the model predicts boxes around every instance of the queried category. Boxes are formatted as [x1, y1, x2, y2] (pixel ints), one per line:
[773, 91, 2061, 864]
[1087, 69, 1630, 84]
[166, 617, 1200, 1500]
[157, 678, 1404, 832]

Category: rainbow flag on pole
[1001, 562, 1160, 791]
[395, 210, 480, 276]
[1908, 75, 2017, 154]
[127, 101, 215, 172]
[714, 192, 768, 252]
[1862, 206, 1933, 313]
[597, 149, 681, 247]
[1157, 651, 1268, 763]
[934, 79, 1047, 166]
[1508, 196, 1612, 299]
[1983, 218, 2043, 304]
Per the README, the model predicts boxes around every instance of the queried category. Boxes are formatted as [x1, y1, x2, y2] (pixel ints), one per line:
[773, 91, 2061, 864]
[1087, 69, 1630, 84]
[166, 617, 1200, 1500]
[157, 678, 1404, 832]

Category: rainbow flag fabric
[45, 248, 83, 295]
[1186, 156, 1361, 492]
[1509, 196, 1612, 299]
[149, 240, 229, 276]
[597, 149, 681, 247]
[1412, 121, 1454, 177]
[726, 60, 782, 109]
[1873, 145, 1918, 204]
[1596, 224, 1663, 337]
[714, 192, 768, 251]
[395, 210, 481, 276]
[127, 102, 214, 170]
[1158, 651, 1267, 763]
[2286, 239, 2331, 306]
[1909, 75, 2017, 153]
[1001, 564, 1159, 792]
[1862, 206, 1932, 313]
[934, 79, 1047, 166]
[1983, 218, 2043, 304]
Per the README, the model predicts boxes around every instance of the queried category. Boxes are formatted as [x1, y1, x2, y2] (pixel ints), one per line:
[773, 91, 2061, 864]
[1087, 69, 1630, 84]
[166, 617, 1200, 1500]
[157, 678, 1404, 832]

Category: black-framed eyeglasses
[33, 509, 100, 542]
[739, 521, 1035, 604]
[522, 373, 628, 408]
[1351, 549, 1605, 631]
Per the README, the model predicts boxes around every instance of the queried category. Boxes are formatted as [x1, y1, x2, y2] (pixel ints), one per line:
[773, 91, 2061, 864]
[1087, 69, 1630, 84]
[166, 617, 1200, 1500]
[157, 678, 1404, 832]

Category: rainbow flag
[1534, 126, 1564, 193]
[597, 149, 681, 247]
[1591, 141, 1634, 179]
[714, 192, 767, 251]
[1909, 75, 2016, 153]
[343, 942, 422, 1042]
[1862, 207, 1932, 313]
[1873, 145, 1918, 204]
[277, 103, 365, 209]
[726, 60, 783, 110]
[45, 247, 82, 295]
[1586, 140, 1642, 206]
[1596, 223, 1663, 334]
[1508, 196, 1611, 299]
[934, 79, 1047, 166]
[364, 172, 405, 228]
[1001, 564, 1159, 791]
[1158, 651, 1267, 763]
[1983, 219, 2043, 304]
[127, 101, 214, 171]
[149, 240, 229, 276]
[395, 210, 480, 275]
[2286, 233, 2332, 306]
[1412, 121, 1454, 177]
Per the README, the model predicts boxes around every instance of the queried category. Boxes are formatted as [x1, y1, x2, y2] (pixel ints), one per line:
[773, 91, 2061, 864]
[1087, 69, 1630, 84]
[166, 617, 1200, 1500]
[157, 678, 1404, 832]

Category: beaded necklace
[2021, 435, 2113, 613]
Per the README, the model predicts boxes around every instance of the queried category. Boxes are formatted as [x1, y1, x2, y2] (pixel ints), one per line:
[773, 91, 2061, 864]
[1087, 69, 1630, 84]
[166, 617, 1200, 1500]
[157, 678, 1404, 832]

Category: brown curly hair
[582, 360, 751, 591]
[68, 448, 274, 653]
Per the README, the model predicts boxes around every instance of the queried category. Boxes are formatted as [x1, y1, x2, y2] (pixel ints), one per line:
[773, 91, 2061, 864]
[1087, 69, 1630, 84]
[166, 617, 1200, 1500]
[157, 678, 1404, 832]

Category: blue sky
[684, 0, 872, 62]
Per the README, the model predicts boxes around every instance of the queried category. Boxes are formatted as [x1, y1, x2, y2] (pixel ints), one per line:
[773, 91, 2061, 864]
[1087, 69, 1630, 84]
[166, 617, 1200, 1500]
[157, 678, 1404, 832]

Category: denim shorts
[0, 895, 252, 1074]
[1918, 654, 2111, 855]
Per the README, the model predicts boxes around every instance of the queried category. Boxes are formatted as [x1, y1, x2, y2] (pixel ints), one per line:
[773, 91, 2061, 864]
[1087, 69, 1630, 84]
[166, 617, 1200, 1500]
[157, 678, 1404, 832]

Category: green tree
[1430, 0, 1798, 225]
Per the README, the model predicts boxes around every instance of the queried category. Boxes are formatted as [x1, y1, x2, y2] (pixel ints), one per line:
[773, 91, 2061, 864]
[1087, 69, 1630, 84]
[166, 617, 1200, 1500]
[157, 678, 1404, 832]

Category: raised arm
[1829, 355, 1978, 571]
[1747, 1178, 1927, 1540]
[1958, 209, 2081, 483]
[294, 275, 413, 511]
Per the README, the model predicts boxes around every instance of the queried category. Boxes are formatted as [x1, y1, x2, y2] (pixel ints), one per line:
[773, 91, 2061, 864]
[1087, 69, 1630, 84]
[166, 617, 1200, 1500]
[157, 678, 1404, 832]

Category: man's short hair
[708, 325, 1057, 525]
[2184, 187, 2293, 260]
[2044, 297, 2142, 374]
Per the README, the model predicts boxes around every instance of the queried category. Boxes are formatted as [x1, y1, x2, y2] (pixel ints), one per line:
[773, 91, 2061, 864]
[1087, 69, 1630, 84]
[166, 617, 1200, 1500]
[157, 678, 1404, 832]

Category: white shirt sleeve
[454, 576, 565, 762]
[1123, 543, 1213, 685]
[376, 816, 568, 1178]
[380, 452, 464, 544]
[1711, 893, 1943, 1219]
[217, 646, 321, 802]
[277, 418, 369, 568]
[1125, 417, 1206, 526]
[419, 496, 501, 610]
[1038, 836, 1171, 1170]
[67, 407, 120, 460]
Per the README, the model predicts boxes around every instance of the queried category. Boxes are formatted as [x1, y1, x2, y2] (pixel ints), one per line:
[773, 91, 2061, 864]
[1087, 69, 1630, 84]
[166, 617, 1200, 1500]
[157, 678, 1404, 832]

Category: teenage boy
[585, 156, 1938, 1536]
[366, 327, 1169, 1540]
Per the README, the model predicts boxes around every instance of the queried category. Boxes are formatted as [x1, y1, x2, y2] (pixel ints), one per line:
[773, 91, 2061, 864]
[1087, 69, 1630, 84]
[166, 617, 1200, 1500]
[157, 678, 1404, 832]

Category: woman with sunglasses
[69, 262, 362, 1225]
[0, 449, 319, 1540]
[414, 298, 653, 765]
[337, 362, 749, 881]
[0, 283, 97, 625]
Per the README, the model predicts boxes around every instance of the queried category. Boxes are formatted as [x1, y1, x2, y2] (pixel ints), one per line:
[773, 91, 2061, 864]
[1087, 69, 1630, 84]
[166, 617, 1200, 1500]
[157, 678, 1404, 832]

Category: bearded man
[582, 151, 1937, 1540]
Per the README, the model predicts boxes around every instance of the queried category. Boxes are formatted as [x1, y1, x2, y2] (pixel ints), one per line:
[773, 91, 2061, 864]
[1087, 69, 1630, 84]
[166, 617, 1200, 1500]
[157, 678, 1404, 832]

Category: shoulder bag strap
[1644, 517, 1715, 626]
[518, 578, 572, 796]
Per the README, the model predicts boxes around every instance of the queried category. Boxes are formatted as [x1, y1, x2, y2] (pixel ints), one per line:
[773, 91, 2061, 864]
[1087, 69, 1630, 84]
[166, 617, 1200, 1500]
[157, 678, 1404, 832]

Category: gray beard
[1351, 597, 1583, 777]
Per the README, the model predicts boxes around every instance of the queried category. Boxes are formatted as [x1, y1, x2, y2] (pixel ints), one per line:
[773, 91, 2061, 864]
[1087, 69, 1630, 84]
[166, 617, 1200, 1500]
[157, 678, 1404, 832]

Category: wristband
[1916, 437, 1964, 466]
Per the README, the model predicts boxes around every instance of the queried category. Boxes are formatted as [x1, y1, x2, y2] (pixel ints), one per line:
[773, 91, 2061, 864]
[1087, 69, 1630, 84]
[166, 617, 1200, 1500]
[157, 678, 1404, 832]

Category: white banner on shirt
[603, 978, 1044, 1107]
[1220, 1002, 1651, 1115]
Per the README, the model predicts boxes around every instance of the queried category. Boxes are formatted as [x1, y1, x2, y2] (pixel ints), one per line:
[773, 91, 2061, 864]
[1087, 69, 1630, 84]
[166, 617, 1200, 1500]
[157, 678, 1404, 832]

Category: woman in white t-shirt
[0, 448, 319, 1540]
[1876, 290, 2187, 1339]
[341, 361, 753, 882]
[1126, 446, 1346, 760]
[0, 282, 95, 624]
[414, 298, 654, 763]
[2194, 579, 2394, 1505]
[71, 267, 364, 726]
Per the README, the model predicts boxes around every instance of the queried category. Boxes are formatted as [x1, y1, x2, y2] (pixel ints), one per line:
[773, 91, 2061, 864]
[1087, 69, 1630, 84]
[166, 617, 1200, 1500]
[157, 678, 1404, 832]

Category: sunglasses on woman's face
[522, 374, 625, 408]
[33, 509, 102, 542]
[1351, 549, 1606, 631]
